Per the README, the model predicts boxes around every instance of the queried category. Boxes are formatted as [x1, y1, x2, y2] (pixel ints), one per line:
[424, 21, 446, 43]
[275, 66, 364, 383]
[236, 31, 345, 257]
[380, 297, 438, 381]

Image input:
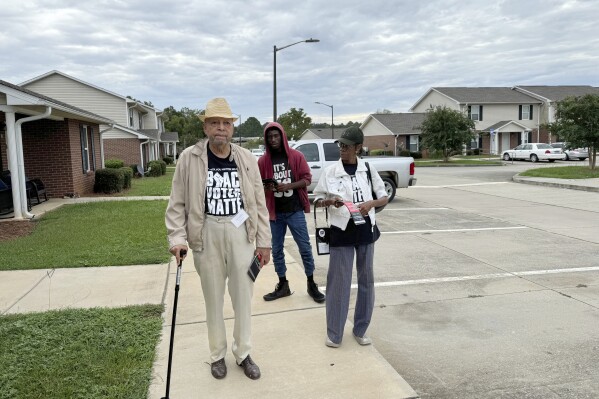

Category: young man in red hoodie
[258, 122, 325, 303]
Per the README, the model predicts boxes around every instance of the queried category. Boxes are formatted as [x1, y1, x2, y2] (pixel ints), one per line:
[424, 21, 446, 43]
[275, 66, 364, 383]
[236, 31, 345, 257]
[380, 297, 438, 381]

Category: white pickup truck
[291, 139, 416, 202]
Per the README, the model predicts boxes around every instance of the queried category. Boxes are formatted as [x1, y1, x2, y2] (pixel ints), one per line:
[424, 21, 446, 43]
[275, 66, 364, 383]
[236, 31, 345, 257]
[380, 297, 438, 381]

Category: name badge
[231, 209, 249, 228]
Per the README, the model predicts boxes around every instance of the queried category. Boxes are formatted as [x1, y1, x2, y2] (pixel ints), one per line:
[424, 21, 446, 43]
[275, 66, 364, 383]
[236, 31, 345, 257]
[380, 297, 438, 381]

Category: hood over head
[263, 122, 291, 155]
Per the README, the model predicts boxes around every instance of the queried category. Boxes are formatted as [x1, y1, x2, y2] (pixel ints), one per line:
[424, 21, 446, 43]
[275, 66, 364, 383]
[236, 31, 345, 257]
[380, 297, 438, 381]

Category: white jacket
[313, 158, 387, 230]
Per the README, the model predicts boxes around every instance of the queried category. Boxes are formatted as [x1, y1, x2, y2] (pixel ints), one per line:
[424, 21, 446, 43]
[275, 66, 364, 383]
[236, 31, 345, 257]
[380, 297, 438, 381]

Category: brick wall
[104, 138, 141, 166]
[19, 117, 100, 197]
[364, 135, 395, 154]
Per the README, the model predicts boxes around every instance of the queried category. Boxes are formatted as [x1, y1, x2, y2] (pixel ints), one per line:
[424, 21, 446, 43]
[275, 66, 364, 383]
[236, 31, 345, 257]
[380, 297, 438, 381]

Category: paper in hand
[247, 253, 262, 282]
[343, 201, 366, 225]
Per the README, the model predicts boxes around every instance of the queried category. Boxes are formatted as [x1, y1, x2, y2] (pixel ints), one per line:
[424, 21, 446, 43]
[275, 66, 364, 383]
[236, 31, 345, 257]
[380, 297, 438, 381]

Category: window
[468, 105, 483, 121]
[138, 113, 143, 129]
[519, 105, 533, 120]
[409, 135, 419, 152]
[323, 143, 340, 161]
[129, 108, 134, 127]
[80, 125, 96, 173]
[295, 143, 319, 162]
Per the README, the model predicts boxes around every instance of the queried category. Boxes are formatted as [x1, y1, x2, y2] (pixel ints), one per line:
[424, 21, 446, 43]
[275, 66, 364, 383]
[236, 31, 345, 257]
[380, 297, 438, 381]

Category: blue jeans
[270, 210, 315, 278]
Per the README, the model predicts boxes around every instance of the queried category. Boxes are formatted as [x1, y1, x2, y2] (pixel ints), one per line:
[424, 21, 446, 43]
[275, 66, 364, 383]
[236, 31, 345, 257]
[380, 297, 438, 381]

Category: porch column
[3, 111, 24, 219]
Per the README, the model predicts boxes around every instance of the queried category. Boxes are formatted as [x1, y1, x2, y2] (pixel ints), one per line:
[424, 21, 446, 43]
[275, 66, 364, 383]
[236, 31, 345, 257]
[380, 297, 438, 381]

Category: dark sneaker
[210, 358, 227, 379]
[307, 281, 325, 303]
[263, 280, 291, 301]
[238, 355, 261, 380]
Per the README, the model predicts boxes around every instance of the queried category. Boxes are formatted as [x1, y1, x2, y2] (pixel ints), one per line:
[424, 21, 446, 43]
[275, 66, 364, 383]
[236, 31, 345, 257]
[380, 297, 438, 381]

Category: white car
[250, 149, 264, 158]
[550, 142, 588, 161]
[502, 143, 565, 163]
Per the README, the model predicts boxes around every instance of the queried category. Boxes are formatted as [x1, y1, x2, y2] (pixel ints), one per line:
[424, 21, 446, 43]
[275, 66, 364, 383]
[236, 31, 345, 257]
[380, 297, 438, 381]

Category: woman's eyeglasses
[337, 142, 353, 150]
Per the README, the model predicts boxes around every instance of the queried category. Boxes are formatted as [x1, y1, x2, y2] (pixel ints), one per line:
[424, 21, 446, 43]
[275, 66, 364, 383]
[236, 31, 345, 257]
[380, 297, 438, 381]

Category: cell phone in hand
[247, 253, 262, 282]
[262, 178, 278, 187]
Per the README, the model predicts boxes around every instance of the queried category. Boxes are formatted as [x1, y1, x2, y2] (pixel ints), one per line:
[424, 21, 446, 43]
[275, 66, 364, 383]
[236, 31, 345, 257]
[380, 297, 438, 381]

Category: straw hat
[198, 98, 238, 121]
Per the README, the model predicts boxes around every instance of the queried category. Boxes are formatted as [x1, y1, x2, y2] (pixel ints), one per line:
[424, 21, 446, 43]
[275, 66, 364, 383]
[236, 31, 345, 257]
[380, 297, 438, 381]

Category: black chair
[27, 178, 48, 205]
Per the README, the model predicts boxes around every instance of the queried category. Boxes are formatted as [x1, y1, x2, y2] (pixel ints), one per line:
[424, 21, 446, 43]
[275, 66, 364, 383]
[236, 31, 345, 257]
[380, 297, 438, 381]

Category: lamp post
[234, 113, 242, 144]
[315, 101, 334, 139]
[273, 38, 320, 122]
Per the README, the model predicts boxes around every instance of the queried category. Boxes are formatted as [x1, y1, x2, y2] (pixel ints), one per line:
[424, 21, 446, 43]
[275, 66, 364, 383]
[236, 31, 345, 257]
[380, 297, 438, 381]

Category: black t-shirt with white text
[205, 146, 244, 216]
[271, 152, 302, 213]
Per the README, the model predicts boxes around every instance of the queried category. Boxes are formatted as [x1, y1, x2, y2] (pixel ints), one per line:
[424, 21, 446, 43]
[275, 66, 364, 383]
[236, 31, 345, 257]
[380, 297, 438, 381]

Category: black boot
[263, 280, 291, 301]
[307, 280, 325, 303]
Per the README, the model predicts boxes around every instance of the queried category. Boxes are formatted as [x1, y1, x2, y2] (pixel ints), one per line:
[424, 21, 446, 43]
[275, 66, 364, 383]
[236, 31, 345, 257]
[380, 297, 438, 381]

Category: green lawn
[0, 305, 163, 399]
[0, 200, 170, 270]
[117, 167, 174, 197]
[520, 165, 599, 179]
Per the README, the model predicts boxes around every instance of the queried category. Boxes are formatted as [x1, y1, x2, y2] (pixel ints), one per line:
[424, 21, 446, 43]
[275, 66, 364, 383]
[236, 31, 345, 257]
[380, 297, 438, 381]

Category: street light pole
[315, 101, 334, 139]
[273, 38, 320, 122]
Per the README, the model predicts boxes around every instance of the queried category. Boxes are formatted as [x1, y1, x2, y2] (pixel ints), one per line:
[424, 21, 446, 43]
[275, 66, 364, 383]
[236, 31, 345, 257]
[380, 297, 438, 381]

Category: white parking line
[382, 208, 449, 211]
[412, 182, 509, 188]
[321, 266, 599, 291]
[303, 226, 527, 240]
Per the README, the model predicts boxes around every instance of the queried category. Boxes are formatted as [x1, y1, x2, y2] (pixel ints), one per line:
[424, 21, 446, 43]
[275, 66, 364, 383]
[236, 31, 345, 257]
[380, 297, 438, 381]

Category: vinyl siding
[22, 74, 127, 125]
[412, 91, 460, 112]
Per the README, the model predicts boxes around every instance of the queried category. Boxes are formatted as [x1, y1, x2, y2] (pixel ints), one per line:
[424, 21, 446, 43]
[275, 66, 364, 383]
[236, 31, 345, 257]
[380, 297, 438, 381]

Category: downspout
[99, 123, 114, 169]
[140, 139, 149, 169]
[15, 106, 52, 219]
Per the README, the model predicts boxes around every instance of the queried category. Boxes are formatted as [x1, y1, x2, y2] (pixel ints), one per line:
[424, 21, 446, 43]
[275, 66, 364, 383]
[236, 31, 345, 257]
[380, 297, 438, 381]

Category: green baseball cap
[337, 126, 364, 146]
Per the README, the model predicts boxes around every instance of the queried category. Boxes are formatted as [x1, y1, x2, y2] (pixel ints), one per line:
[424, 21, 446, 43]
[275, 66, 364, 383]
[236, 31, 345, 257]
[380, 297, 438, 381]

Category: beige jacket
[165, 139, 271, 251]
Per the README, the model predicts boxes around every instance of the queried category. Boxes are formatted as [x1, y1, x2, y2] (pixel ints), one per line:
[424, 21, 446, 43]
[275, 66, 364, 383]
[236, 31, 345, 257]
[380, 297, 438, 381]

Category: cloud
[1, 0, 598, 125]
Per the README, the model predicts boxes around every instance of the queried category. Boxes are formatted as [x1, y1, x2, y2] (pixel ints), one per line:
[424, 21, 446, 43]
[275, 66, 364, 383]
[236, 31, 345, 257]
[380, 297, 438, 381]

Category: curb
[512, 176, 599, 193]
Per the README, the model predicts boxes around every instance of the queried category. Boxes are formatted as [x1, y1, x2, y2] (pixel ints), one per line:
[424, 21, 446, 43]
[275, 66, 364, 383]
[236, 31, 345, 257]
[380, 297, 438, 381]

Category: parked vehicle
[251, 148, 264, 158]
[502, 143, 565, 163]
[550, 142, 588, 161]
[291, 139, 416, 202]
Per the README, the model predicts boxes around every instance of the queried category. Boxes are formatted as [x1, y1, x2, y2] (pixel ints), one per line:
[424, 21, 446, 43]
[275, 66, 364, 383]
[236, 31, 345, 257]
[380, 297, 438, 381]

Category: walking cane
[161, 249, 187, 399]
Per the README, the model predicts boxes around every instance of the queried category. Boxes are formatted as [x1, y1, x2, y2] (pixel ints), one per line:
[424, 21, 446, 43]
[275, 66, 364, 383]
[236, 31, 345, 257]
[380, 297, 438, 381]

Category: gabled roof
[302, 127, 348, 139]
[20, 70, 126, 101]
[160, 131, 179, 142]
[432, 87, 541, 104]
[0, 80, 114, 125]
[138, 129, 160, 140]
[481, 120, 529, 132]
[513, 86, 599, 102]
[364, 113, 426, 134]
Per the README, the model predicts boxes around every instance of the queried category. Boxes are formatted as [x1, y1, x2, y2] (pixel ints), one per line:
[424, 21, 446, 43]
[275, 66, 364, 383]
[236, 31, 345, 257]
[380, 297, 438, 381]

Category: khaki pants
[193, 215, 255, 363]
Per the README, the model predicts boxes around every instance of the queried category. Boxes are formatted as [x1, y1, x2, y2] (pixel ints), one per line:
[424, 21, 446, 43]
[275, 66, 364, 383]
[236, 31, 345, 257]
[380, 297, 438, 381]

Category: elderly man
[165, 97, 271, 380]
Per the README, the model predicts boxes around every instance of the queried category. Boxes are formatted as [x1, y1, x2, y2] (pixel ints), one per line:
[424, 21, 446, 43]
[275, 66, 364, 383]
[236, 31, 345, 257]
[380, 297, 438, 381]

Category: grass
[520, 165, 599, 179]
[0, 305, 163, 399]
[117, 167, 174, 197]
[0, 200, 170, 270]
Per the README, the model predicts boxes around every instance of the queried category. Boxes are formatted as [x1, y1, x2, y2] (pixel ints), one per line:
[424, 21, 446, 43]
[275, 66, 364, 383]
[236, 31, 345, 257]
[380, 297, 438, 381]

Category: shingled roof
[515, 85, 599, 102]
[433, 87, 541, 104]
[367, 113, 426, 134]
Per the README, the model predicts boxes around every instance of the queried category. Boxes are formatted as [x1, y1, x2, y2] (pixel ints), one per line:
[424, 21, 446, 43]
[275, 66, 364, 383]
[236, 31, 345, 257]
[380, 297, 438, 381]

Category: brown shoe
[238, 355, 261, 380]
[211, 358, 227, 379]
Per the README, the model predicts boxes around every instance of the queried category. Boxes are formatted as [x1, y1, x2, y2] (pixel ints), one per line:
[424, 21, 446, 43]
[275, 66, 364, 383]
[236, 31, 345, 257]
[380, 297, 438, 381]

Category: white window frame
[129, 108, 134, 127]
[522, 105, 531, 120]
[470, 105, 481, 121]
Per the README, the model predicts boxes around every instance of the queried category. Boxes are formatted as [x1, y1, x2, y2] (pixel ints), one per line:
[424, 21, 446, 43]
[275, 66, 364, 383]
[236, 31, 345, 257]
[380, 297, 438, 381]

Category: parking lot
[293, 163, 599, 398]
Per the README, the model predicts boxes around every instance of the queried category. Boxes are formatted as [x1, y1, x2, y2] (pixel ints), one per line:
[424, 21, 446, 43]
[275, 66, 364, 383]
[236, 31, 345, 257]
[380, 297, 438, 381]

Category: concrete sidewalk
[0, 252, 417, 398]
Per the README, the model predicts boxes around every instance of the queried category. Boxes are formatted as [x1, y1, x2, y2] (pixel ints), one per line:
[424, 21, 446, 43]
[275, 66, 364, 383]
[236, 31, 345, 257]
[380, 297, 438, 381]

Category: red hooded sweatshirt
[258, 122, 312, 220]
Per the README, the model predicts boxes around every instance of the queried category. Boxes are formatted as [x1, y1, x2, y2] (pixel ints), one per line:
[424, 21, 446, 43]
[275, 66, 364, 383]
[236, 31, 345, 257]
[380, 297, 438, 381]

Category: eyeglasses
[337, 142, 353, 150]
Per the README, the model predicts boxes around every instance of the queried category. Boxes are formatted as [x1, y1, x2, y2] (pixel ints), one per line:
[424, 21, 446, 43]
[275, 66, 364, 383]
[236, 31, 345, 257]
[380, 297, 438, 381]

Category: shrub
[399, 150, 411, 157]
[369, 149, 393, 156]
[410, 151, 422, 159]
[163, 156, 174, 165]
[158, 160, 167, 175]
[147, 161, 163, 177]
[473, 148, 481, 155]
[105, 159, 124, 169]
[120, 167, 133, 189]
[94, 168, 124, 193]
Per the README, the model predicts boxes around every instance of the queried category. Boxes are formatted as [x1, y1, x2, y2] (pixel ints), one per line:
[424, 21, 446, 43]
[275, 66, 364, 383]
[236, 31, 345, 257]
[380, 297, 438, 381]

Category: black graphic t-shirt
[205, 147, 243, 216]
[271, 152, 301, 213]
[330, 162, 374, 247]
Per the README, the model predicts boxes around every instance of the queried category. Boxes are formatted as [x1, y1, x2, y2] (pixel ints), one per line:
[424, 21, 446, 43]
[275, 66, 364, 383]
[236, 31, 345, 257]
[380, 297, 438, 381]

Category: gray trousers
[326, 244, 375, 344]
[193, 215, 255, 364]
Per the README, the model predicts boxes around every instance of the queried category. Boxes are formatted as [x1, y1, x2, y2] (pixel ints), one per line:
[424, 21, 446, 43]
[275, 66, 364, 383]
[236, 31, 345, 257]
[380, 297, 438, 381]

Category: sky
[1, 0, 598, 126]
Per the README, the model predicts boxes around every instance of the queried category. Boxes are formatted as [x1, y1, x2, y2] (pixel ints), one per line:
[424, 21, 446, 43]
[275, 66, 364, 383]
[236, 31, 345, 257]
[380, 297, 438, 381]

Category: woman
[313, 126, 388, 347]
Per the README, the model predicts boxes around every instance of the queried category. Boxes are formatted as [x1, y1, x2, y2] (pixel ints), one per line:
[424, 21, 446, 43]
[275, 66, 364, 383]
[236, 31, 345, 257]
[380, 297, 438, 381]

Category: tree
[237, 116, 263, 138]
[277, 108, 312, 140]
[163, 106, 204, 149]
[549, 94, 599, 169]
[418, 106, 476, 162]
